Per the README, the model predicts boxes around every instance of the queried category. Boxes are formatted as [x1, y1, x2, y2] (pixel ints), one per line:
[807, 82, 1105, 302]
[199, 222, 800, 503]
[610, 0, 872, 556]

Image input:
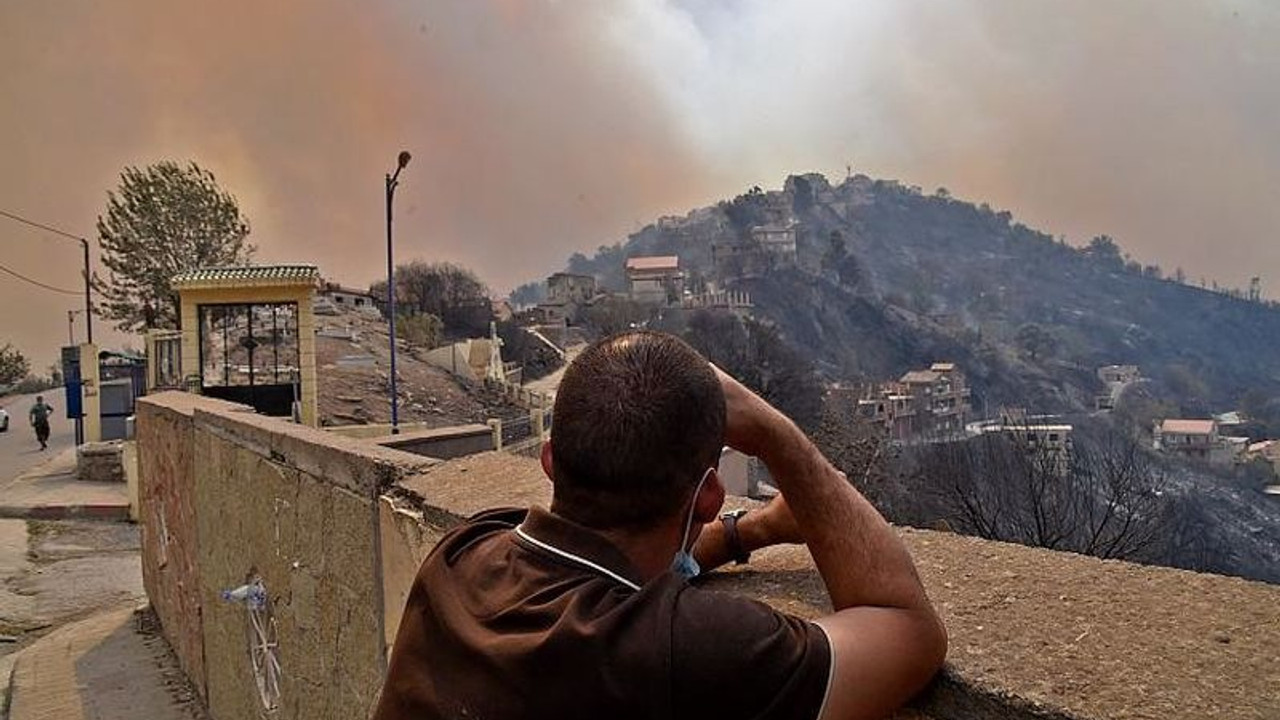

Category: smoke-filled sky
[2, 0, 1278, 367]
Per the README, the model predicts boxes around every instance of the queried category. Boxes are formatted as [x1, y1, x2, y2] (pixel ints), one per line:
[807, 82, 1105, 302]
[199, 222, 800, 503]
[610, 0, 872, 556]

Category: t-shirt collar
[515, 507, 645, 591]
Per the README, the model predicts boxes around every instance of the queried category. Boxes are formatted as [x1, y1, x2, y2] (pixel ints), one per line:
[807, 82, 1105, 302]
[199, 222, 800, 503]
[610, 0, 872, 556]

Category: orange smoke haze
[2, 1, 1278, 367]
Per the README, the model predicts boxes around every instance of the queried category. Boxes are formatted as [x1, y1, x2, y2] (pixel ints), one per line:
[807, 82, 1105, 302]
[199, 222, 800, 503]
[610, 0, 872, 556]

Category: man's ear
[693, 469, 726, 525]
[540, 440, 555, 483]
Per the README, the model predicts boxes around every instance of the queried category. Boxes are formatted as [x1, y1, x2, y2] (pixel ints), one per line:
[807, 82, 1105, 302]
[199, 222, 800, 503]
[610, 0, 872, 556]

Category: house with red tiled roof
[625, 255, 684, 305]
[1153, 418, 1240, 464]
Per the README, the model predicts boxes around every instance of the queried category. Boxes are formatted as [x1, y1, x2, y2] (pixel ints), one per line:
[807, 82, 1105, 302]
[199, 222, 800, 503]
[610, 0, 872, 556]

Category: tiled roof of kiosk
[171, 264, 319, 287]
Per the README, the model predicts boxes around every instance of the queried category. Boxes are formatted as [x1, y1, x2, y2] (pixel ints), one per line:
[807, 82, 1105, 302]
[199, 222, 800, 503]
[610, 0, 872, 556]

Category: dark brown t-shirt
[375, 507, 831, 720]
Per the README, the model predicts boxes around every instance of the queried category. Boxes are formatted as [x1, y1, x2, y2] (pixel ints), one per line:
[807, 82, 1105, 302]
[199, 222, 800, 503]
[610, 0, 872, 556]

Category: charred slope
[561, 172, 1280, 413]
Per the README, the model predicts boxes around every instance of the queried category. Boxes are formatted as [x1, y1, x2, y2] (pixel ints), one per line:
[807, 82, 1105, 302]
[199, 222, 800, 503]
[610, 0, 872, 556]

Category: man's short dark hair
[550, 331, 725, 531]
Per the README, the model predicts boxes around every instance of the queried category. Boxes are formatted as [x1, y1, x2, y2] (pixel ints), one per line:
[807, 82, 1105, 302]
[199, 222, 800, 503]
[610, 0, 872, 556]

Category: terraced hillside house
[317, 282, 380, 318]
[536, 272, 599, 324]
[857, 362, 972, 440]
[625, 255, 684, 305]
[1153, 418, 1236, 464]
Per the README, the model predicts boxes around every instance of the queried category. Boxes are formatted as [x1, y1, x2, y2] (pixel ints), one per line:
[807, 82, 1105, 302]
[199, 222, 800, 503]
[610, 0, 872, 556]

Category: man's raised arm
[715, 367, 947, 720]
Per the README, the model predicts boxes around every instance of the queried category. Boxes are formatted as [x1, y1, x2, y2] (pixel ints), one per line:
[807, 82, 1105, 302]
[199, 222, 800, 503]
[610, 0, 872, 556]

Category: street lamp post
[385, 150, 411, 435]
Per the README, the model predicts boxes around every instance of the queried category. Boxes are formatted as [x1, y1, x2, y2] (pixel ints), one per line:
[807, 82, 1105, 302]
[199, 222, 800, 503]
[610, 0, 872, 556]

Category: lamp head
[397, 151, 412, 170]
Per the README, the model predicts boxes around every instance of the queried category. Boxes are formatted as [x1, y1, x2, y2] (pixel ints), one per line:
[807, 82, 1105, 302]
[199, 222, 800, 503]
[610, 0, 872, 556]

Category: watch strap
[720, 510, 751, 565]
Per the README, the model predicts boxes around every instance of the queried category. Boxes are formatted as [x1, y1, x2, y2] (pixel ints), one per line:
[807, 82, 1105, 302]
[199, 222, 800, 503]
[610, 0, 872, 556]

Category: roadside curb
[0, 504, 131, 522]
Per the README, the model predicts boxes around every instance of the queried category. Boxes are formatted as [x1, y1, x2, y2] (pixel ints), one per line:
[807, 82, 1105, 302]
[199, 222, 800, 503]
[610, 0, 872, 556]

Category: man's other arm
[715, 368, 947, 720]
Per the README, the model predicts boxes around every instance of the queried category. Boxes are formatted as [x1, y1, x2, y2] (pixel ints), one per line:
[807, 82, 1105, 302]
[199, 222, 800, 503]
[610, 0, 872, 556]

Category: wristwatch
[720, 509, 751, 565]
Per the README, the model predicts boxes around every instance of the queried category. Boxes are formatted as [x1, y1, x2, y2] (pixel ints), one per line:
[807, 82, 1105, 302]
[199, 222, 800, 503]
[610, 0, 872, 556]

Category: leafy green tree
[94, 161, 253, 331]
[0, 344, 30, 386]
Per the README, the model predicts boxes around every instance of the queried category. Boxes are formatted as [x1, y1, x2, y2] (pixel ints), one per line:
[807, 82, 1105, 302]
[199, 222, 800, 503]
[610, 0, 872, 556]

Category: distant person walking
[29, 395, 53, 450]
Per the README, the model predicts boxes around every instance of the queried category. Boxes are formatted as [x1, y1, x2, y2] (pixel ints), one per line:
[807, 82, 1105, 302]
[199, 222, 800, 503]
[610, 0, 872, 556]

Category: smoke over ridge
[2, 1, 1277, 362]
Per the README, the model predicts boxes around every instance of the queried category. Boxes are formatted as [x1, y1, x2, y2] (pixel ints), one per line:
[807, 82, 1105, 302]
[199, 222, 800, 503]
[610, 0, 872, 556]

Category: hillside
[313, 306, 526, 429]
[562, 173, 1280, 417]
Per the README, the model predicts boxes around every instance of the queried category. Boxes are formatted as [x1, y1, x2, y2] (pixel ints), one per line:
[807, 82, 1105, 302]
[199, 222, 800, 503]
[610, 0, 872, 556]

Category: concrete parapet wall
[370, 423, 494, 460]
[139, 401, 1280, 720]
[383, 452, 1280, 720]
[326, 421, 445, 440]
[77, 441, 126, 483]
[137, 392, 435, 720]
[137, 392, 210, 700]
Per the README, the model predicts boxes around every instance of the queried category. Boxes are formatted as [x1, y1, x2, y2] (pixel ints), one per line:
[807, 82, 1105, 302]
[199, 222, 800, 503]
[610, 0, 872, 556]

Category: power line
[0, 260, 83, 295]
[0, 208, 88, 242]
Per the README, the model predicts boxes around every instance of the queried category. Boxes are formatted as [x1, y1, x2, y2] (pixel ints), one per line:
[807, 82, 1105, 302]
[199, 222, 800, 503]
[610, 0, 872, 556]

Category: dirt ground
[0, 519, 144, 653]
[313, 309, 526, 428]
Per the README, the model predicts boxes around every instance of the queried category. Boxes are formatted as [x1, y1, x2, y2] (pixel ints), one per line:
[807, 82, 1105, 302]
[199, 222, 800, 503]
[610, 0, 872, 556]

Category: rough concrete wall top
[388, 452, 1280, 720]
[138, 390, 257, 418]
[194, 403, 436, 497]
[369, 423, 492, 446]
[392, 451, 550, 520]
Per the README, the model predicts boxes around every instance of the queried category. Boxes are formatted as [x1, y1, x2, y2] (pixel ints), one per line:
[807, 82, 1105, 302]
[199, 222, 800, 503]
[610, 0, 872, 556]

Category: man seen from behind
[375, 330, 947, 720]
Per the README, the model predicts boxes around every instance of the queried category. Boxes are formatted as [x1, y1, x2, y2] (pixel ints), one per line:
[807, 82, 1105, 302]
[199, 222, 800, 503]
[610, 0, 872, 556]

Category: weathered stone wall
[141, 398, 1280, 720]
[138, 393, 434, 720]
[137, 392, 225, 701]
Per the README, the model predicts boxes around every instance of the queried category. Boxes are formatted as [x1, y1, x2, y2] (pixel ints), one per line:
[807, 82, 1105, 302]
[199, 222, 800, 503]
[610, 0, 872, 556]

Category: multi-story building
[546, 273, 597, 305]
[749, 222, 799, 263]
[1154, 419, 1228, 463]
[900, 363, 971, 436]
[626, 256, 684, 305]
[856, 362, 971, 440]
[535, 272, 599, 324]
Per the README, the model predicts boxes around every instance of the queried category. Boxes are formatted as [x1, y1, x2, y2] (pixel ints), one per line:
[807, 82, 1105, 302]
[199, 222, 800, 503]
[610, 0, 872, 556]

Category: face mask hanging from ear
[671, 467, 714, 580]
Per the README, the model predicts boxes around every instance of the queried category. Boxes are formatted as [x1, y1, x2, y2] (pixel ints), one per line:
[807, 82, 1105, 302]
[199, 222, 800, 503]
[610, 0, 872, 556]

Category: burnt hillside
[561, 173, 1280, 415]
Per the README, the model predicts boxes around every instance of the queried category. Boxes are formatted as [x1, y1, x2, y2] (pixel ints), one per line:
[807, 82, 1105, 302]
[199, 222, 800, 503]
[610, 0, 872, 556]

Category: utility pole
[0, 210, 93, 344]
[82, 238, 93, 344]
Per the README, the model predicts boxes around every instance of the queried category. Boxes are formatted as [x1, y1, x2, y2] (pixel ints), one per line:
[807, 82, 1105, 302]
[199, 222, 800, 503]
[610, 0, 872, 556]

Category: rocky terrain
[313, 307, 526, 430]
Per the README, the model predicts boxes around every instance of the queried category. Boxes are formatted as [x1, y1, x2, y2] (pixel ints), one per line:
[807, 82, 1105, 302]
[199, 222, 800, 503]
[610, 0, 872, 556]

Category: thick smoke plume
[2, 1, 1277, 363]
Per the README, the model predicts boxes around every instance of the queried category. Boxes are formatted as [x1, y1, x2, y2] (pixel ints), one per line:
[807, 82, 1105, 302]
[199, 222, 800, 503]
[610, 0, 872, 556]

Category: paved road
[0, 387, 74, 479]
